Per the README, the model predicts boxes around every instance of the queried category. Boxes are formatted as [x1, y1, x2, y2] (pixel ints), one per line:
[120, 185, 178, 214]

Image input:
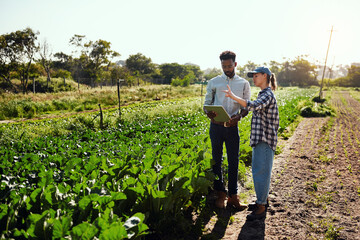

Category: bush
[0, 101, 20, 118]
[300, 104, 333, 117]
[312, 96, 326, 103]
[22, 101, 36, 118]
[300, 106, 313, 117]
[26, 77, 78, 93]
[171, 77, 182, 87]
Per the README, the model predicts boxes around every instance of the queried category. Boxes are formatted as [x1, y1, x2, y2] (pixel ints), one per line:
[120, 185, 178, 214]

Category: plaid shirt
[246, 87, 279, 151]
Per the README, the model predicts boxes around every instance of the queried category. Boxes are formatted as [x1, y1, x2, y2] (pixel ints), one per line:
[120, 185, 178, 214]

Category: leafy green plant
[0, 87, 320, 238]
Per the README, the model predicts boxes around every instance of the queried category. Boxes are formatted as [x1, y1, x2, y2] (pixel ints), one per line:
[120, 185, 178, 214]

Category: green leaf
[0, 204, 8, 220]
[110, 191, 127, 201]
[52, 216, 71, 239]
[71, 222, 98, 240]
[99, 224, 127, 240]
[30, 188, 42, 203]
[78, 196, 92, 211]
[27, 210, 49, 238]
[13, 228, 28, 238]
[191, 176, 212, 194]
[158, 164, 181, 191]
[44, 190, 53, 205]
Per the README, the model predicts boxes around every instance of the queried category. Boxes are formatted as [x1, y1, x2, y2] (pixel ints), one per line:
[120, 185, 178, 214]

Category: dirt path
[199, 91, 360, 240]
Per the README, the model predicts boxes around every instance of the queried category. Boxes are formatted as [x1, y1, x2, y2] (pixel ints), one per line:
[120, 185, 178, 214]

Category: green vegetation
[299, 95, 335, 118]
[0, 86, 319, 239]
[0, 84, 203, 120]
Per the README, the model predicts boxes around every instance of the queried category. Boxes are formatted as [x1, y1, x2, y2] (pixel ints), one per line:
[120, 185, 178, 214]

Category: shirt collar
[221, 73, 238, 81]
[260, 86, 271, 94]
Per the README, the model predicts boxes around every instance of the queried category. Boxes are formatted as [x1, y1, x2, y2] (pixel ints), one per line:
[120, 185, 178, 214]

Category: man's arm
[203, 80, 217, 119]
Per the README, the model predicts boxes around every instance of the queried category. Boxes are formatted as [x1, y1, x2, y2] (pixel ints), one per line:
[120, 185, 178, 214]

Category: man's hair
[219, 51, 236, 62]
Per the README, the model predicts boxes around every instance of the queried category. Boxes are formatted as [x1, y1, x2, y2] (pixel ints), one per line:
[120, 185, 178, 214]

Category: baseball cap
[247, 66, 272, 78]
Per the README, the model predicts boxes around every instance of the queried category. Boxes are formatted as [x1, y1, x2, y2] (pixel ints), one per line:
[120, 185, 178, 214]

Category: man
[203, 50, 251, 209]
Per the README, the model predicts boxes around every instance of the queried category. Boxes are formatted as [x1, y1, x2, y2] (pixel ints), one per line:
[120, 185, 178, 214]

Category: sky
[1, 0, 360, 70]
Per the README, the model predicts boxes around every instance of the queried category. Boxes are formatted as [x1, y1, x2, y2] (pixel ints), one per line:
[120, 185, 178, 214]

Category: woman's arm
[223, 84, 247, 108]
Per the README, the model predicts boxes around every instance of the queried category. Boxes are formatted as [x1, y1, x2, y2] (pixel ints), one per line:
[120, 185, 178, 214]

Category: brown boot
[215, 191, 227, 209]
[247, 204, 266, 221]
[227, 194, 247, 210]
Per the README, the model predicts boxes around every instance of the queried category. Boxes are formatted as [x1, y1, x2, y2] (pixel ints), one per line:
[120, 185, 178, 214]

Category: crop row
[0, 87, 318, 239]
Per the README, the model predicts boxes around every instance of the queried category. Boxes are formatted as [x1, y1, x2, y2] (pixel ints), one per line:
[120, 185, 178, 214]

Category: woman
[223, 66, 279, 220]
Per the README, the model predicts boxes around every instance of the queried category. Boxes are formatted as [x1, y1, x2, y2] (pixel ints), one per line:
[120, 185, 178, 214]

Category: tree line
[1, 27, 359, 94]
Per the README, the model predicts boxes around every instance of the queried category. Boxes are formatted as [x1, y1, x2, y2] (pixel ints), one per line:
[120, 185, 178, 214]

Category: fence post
[33, 77, 35, 94]
[201, 78, 205, 96]
[63, 77, 66, 86]
[117, 79, 124, 119]
[98, 104, 103, 129]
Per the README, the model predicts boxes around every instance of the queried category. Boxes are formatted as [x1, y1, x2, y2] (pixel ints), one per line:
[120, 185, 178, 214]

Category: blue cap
[247, 66, 272, 78]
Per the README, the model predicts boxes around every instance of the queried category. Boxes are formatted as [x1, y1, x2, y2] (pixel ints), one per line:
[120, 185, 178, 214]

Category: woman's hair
[267, 73, 277, 91]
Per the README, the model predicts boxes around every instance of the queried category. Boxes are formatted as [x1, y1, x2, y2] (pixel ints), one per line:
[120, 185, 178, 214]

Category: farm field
[200, 90, 360, 240]
[0, 84, 204, 121]
[2, 86, 357, 239]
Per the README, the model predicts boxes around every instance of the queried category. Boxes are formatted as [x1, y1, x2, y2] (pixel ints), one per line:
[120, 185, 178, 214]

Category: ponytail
[267, 73, 277, 91]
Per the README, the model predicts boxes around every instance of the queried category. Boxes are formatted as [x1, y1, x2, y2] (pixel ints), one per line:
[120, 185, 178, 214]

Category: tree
[0, 32, 21, 92]
[89, 39, 120, 80]
[277, 57, 317, 87]
[277, 61, 292, 86]
[237, 61, 257, 79]
[159, 63, 193, 84]
[291, 57, 317, 87]
[110, 64, 134, 86]
[69, 35, 120, 86]
[53, 52, 72, 71]
[53, 52, 73, 79]
[203, 68, 221, 80]
[335, 65, 360, 87]
[18, 28, 39, 93]
[0, 28, 39, 93]
[184, 64, 203, 82]
[125, 53, 156, 75]
[237, 61, 258, 86]
[38, 39, 53, 90]
[268, 60, 282, 77]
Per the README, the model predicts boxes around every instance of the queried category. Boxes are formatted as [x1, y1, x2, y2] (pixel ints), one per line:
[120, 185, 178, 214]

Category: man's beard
[225, 70, 235, 78]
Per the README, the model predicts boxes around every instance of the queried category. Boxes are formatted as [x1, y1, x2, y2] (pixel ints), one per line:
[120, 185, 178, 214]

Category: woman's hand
[223, 84, 235, 99]
[223, 84, 247, 107]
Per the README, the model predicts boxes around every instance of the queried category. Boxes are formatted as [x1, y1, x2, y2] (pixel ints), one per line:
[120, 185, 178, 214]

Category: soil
[197, 91, 360, 240]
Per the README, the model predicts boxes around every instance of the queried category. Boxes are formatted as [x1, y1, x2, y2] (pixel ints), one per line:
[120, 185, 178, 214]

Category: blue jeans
[210, 123, 239, 196]
[252, 141, 274, 205]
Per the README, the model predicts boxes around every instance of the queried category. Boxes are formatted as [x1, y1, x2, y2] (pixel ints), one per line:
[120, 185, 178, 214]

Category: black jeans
[209, 122, 240, 196]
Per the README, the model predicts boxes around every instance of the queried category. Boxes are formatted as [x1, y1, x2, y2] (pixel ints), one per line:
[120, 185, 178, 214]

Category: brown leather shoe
[227, 194, 247, 210]
[248, 198, 269, 211]
[215, 191, 227, 208]
[247, 204, 266, 221]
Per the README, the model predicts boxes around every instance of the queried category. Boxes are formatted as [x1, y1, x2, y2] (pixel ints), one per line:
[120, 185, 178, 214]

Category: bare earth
[198, 91, 360, 240]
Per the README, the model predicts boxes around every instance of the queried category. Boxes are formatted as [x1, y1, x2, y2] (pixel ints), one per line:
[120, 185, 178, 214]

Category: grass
[0, 84, 205, 120]
[349, 88, 360, 103]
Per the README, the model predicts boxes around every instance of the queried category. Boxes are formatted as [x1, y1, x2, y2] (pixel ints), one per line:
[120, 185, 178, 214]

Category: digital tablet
[204, 105, 231, 122]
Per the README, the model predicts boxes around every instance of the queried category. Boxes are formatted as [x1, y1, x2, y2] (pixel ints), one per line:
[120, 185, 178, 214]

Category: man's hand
[224, 114, 240, 127]
[206, 111, 217, 119]
[240, 110, 249, 119]
[229, 114, 241, 124]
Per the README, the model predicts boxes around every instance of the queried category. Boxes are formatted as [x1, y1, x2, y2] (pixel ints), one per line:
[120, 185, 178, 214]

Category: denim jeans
[252, 141, 274, 205]
[209, 122, 239, 196]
